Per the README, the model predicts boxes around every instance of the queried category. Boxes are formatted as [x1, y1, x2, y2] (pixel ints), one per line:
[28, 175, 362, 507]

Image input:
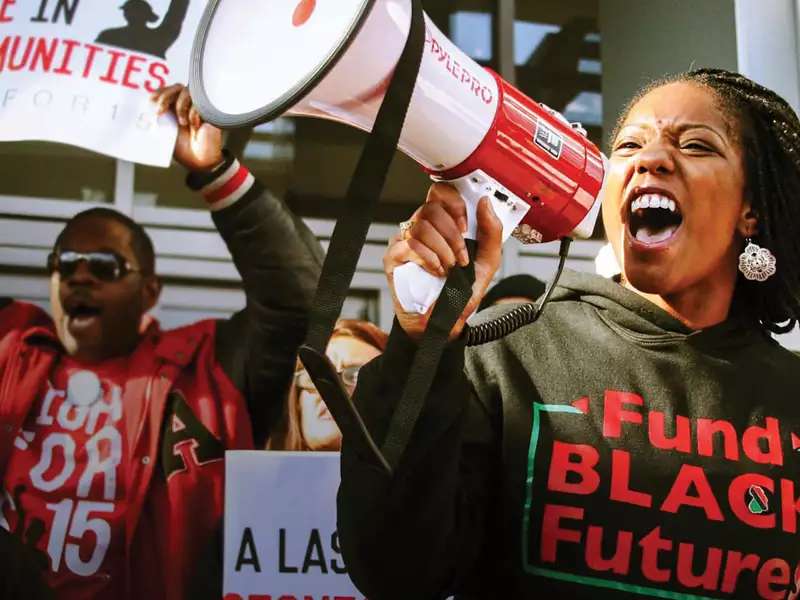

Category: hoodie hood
[474, 270, 773, 354]
[550, 270, 691, 337]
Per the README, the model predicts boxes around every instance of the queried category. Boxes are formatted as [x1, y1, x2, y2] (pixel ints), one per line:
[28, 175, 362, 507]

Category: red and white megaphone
[190, 0, 606, 314]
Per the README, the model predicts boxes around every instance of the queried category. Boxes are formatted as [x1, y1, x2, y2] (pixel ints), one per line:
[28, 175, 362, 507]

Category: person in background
[267, 319, 388, 452]
[338, 69, 800, 599]
[476, 273, 546, 311]
[0, 84, 323, 599]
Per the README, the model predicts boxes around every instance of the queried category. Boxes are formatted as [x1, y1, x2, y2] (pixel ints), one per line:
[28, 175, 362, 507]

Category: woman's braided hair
[613, 68, 800, 334]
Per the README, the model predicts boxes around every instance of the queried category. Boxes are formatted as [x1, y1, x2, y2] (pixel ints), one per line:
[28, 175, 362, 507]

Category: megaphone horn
[191, 1, 605, 311]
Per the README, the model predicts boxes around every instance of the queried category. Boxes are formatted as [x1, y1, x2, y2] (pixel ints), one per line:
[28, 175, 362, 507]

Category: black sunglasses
[47, 250, 140, 282]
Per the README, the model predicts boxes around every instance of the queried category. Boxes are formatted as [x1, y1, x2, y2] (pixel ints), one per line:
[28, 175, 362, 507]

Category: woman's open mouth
[628, 193, 683, 247]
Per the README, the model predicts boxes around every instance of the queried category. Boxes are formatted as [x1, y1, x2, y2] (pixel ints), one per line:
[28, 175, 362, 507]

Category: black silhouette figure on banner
[96, 0, 189, 59]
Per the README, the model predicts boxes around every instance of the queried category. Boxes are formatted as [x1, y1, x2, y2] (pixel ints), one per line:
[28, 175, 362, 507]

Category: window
[513, 0, 602, 148]
[450, 10, 494, 64]
[0, 141, 115, 203]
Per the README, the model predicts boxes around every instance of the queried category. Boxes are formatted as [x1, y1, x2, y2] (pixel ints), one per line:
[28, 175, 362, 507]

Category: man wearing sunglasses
[0, 85, 323, 599]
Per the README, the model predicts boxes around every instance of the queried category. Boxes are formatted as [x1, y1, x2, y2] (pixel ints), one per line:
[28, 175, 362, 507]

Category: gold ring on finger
[399, 219, 414, 238]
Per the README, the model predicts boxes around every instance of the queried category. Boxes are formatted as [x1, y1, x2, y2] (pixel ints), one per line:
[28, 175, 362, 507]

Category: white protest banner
[0, 0, 206, 166]
[224, 451, 366, 600]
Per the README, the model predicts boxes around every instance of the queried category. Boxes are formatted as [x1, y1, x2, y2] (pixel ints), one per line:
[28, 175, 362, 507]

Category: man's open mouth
[66, 302, 102, 324]
[629, 193, 683, 245]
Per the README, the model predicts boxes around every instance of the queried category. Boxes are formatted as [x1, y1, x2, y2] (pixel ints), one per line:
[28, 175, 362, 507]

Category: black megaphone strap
[380, 241, 476, 469]
[303, 0, 425, 353]
[299, 0, 425, 472]
[300, 0, 478, 474]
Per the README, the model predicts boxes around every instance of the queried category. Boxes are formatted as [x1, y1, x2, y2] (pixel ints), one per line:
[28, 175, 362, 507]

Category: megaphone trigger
[393, 169, 529, 315]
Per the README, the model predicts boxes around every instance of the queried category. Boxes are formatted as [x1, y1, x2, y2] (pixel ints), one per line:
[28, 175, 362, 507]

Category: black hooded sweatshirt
[338, 270, 800, 600]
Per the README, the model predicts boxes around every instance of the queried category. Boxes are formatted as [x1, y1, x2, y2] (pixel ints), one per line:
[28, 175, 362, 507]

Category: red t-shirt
[1, 355, 130, 598]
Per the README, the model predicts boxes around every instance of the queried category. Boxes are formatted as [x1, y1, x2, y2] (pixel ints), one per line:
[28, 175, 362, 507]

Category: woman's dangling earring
[738, 238, 777, 282]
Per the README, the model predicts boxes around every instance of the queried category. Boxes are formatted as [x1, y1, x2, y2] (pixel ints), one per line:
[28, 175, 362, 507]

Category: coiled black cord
[465, 237, 572, 346]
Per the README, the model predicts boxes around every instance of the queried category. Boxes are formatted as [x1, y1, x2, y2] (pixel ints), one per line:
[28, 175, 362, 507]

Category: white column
[734, 0, 800, 112]
[735, 0, 800, 348]
[113, 160, 135, 216]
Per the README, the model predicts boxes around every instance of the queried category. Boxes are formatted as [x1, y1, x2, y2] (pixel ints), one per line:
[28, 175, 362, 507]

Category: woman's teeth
[631, 194, 677, 213]
[629, 194, 682, 245]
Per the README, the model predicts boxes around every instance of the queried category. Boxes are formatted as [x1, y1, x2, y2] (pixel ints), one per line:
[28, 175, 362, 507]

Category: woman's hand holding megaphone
[385, 182, 503, 341]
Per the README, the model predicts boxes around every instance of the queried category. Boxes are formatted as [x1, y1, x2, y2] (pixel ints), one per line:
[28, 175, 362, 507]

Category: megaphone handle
[393, 170, 529, 315]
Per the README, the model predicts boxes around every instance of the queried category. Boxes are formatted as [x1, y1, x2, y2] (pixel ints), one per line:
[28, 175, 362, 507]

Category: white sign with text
[224, 451, 366, 600]
[0, 0, 206, 166]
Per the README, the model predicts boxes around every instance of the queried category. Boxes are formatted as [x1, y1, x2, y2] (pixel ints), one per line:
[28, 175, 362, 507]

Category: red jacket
[0, 168, 324, 599]
[0, 310, 249, 598]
